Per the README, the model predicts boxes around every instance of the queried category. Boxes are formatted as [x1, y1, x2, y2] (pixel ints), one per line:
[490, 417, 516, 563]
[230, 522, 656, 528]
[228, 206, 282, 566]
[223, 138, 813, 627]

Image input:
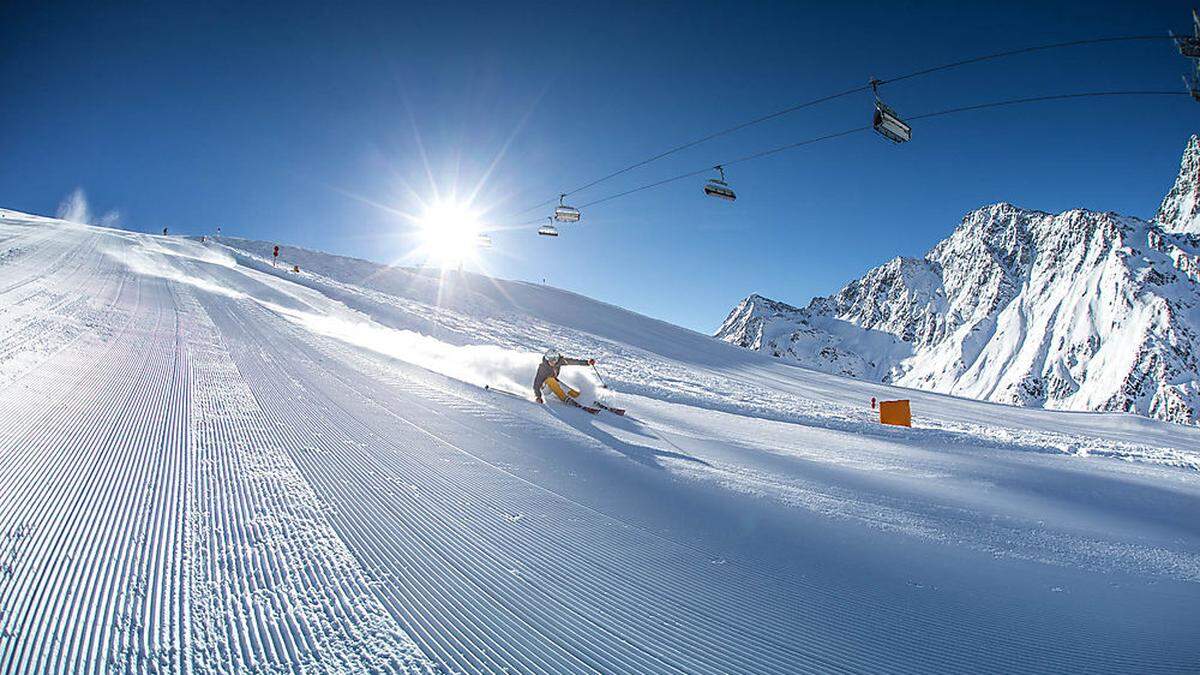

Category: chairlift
[1177, 10, 1200, 58]
[870, 78, 912, 144]
[538, 218, 559, 237]
[1187, 71, 1200, 103]
[1169, 10, 1200, 57]
[476, 233, 493, 247]
[553, 194, 581, 223]
[703, 165, 737, 201]
[1178, 35, 1200, 58]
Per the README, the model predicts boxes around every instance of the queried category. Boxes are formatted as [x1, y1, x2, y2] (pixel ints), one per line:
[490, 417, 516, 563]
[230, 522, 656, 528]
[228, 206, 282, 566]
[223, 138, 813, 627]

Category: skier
[533, 349, 595, 404]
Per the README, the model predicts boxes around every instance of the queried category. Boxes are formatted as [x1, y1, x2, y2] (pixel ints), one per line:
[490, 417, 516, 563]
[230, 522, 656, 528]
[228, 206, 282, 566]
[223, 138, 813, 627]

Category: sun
[416, 202, 483, 268]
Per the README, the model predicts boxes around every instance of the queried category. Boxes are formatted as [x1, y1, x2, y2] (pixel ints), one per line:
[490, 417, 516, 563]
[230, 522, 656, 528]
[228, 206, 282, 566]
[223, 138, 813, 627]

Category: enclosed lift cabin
[554, 194, 581, 222]
[870, 78, 912, 144]
[703, 165, 737, 201]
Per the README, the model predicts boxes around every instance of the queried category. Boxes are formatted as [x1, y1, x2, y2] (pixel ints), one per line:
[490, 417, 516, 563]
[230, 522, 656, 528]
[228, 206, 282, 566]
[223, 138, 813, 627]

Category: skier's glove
[588, 359, 596, 365]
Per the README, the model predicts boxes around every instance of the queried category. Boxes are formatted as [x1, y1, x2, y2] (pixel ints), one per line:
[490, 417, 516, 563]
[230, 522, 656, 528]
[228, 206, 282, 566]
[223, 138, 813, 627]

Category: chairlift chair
[870, 78, 912, 144]
[1173, 10, 1200, 58]
[553, 194, 581, 222]
[476, 233, 493, 248]
[703, 165, 737, 201]
[1178, 35, 1200, 58]
[538, 219, 559, 237]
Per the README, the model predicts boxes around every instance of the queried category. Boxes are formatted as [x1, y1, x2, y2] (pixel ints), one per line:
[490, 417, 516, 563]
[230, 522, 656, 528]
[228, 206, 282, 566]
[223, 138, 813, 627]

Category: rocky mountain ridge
[717, 136, 1200, 425]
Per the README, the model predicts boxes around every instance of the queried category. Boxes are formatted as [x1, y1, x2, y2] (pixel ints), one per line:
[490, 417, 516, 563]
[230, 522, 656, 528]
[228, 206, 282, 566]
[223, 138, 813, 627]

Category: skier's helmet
[543, 348, 561, 363]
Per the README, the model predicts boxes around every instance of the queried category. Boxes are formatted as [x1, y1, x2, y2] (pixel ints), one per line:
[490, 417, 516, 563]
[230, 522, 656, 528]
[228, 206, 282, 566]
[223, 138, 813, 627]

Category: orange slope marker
[879, 399, 911, 427]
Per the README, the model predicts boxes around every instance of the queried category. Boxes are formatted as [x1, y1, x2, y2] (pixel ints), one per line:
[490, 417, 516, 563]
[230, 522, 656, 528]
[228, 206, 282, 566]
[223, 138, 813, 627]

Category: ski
[483, 384, 531, 401]
[592, 401, 625, 416]
[567, 399, 601, 414]
[485, 384, 600, 413]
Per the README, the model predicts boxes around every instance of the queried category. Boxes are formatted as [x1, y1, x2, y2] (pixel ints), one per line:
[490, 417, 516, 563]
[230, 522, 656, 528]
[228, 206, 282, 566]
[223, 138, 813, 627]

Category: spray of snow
[56, 188, 120, 228]
[139, 236, 238, 267]
[268, 305, 602, 402]
[268, 306, 586, 399]
[106, 244, 248, 300]
[111, 235, 600, 401]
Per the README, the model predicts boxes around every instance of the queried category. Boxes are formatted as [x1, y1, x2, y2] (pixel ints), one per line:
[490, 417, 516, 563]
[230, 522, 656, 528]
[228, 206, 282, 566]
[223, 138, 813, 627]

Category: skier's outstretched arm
[561, 357, 594, 367]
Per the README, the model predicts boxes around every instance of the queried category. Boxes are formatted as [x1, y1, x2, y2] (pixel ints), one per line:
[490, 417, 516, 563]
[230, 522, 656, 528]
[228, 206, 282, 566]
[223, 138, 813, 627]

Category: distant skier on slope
[533, 348, 595, 404]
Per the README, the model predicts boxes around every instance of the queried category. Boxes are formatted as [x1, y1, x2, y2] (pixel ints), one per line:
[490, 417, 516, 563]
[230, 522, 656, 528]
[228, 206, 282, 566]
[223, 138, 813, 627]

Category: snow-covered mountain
[1158, 135, 1200, 235]
[718, 135, 1200, 425]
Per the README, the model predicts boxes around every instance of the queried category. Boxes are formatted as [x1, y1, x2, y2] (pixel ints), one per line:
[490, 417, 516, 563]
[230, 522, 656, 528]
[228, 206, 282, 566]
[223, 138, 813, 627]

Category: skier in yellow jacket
[533, 349, 595, 404]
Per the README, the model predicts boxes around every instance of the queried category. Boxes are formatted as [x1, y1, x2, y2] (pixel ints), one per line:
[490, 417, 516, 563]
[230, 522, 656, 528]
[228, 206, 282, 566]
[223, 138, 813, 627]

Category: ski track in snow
[0, 211, 1197, 673]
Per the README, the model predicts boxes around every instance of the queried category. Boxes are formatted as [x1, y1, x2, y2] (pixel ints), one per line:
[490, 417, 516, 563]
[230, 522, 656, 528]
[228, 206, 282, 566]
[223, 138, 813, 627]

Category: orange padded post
[879, 399, 911, 427]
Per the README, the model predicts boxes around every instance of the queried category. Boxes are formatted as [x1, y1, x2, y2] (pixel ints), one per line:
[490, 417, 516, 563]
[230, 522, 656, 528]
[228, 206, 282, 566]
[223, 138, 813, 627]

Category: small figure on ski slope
[533, 348, 595, 404]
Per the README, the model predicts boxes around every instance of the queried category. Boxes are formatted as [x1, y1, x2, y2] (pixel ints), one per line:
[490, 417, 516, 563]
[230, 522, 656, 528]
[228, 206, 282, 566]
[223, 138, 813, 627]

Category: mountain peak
[1156, 134, 1200, 235]
[716, 293, 805, 351]
[718, 134, 1200, 425]
[739, 293, 801, 313]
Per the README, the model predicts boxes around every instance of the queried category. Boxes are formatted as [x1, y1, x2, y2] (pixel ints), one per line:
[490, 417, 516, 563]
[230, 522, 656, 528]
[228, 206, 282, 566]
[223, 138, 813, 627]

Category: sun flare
[416, 202, 483, 268]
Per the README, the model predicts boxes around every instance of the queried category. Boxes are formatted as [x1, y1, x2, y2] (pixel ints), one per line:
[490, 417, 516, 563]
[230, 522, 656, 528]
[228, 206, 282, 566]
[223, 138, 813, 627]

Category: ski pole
[591, 361, 609, 389]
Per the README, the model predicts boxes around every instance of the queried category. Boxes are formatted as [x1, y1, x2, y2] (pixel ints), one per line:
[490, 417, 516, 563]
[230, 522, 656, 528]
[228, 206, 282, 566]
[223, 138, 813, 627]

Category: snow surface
[0, 207, 1198, 672]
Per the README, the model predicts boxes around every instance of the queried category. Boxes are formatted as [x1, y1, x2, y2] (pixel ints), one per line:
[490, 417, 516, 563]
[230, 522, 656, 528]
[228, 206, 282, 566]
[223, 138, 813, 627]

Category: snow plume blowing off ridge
[56, 188, 120, 228]
[111, 236, 601, 401]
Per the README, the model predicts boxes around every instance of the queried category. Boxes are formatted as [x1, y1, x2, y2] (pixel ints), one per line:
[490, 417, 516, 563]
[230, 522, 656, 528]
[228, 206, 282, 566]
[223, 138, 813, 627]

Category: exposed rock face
[717, 136, 1200, 425]
[1157, 135, 1200, 235]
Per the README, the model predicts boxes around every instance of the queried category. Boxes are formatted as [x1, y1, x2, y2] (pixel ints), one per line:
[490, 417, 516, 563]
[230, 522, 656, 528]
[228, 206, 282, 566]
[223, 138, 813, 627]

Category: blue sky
[1, 1, 1196, 332]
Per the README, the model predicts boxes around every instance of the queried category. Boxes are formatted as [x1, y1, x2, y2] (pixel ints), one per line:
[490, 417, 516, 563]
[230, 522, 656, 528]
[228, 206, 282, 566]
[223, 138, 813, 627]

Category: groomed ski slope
[0, 209, 1197, 673]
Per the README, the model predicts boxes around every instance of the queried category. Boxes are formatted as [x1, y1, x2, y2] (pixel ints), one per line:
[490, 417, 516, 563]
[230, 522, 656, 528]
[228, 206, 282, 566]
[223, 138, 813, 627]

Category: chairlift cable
[565, 84, 869, 197]
[571, 89, 1187, 212]
[877, 35, 1173, 86]
[903, 89, 1186, 121]
[506, 84, 871, 218]
[504, 89, 1188, 225]
[507, 34, 1178, 219]
[579, 126, 871, 209]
